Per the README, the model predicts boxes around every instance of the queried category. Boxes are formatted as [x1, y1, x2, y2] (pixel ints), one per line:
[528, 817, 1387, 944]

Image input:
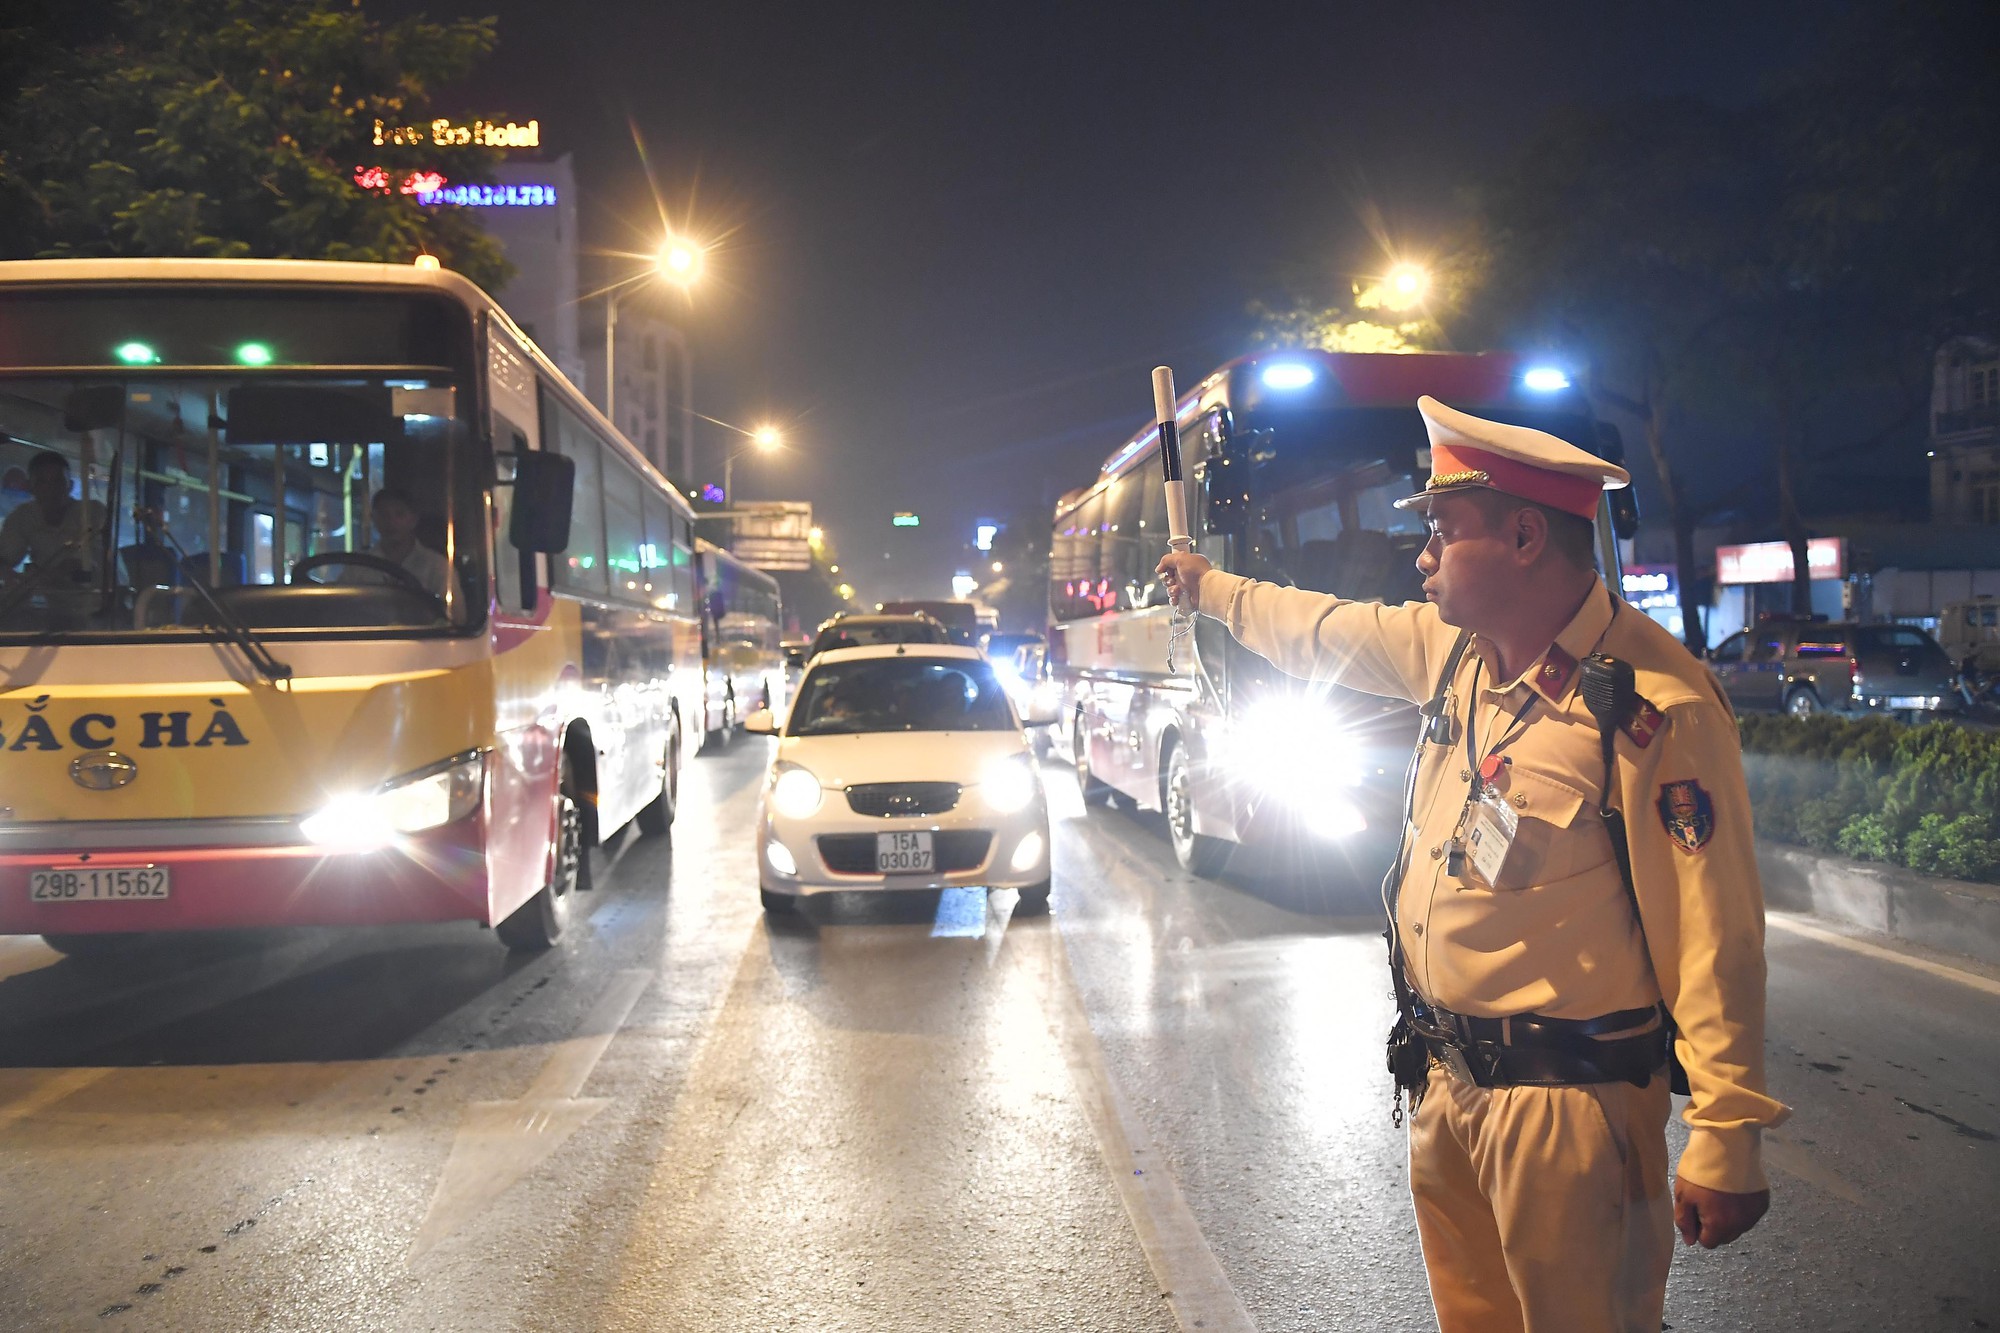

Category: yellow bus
[0, 257, 705, 952]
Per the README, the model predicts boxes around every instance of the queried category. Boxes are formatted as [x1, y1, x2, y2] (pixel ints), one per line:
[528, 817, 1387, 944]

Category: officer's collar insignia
[1657, 779, 1715, 853]
[1623, 699, 1664, 749]
[1531, 644, 1578, 700]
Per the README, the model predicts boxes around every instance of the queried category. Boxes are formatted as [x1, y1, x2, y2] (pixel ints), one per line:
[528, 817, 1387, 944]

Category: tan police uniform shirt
[1197, 567, 1790, 1194]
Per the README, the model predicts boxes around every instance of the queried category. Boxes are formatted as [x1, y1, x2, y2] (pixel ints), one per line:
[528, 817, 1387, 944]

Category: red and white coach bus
[0, 258, 707, 953]
[1050, 348, 1634, 878]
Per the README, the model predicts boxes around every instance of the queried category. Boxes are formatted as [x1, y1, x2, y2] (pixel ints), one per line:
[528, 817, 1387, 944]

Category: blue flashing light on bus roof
[1522, 366, 1572, 392]
[1260, 362, 1316, 391]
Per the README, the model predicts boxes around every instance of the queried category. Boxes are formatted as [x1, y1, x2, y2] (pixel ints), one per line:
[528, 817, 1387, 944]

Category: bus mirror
[508, 450, 575, 553]
[63, 386, 127, 432]
[224, 385, 396, 444]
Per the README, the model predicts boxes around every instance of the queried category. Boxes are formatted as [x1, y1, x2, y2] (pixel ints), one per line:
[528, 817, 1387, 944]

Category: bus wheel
[1072, 715, 1111, 806]
[498, 756, 584, 950]
[636, 724, 680, 837]
[1166, 742, 1230, 878]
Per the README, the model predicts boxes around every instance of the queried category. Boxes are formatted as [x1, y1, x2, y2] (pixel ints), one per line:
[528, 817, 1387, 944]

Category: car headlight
[301, 750, 484, 849]
[770, 765, 824, 819]
[981, 754, 1039, 814]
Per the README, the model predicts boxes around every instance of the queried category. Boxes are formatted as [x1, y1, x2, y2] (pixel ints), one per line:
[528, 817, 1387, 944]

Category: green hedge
[1738, 714, 2000, 884]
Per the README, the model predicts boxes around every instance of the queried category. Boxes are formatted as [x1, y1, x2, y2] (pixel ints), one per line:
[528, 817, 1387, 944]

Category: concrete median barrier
[1757, 841, 2000, 968]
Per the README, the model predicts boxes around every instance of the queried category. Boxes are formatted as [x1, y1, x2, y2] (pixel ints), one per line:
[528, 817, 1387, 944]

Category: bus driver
[337, 486, 450, 599]
[0, 449, 108, 620]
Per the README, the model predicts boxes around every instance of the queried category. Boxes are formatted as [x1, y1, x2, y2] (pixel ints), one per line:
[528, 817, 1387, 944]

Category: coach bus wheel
[1166, 742, 1231, 878]
[497, 756, 584, 950]
[636, 724, 680, 838]
[1072, 715, 1111, 806]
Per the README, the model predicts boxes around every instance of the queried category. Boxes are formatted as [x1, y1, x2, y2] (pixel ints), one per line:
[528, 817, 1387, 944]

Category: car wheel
[1783, 686, 1822, 717]
[759, 887, 797, 915]
[636, 723, 680, 838]
[1013, 879, 1052, 916]
[1073, 714, 1112, 806]
[497, 753, 584, 950]
[1166, 741, 1231, 878]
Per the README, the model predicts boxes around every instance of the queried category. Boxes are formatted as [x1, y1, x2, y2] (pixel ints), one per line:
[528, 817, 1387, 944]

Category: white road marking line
[1768, 912, 2000, 997]
[409, 968, 652, 1260]
[0, 1067, 110, 1134]
[1052, 919, 1257, 1333]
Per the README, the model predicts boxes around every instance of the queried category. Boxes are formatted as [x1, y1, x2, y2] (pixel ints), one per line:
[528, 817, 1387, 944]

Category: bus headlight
[981, 755, 1039, 814]
[1229, 701, 1365, 805]
[771, 766, 824, 819]
[301, 751, 484, 849]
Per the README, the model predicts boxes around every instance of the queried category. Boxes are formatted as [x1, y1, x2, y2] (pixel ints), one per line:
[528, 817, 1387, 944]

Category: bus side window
[1102, 474, 1144, 610]
[544, 395, 608, 597]
[601, 455, 645, 603]
[494, 427, 536, 613]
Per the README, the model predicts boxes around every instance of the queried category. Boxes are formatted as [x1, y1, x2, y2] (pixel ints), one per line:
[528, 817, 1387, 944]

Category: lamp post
[724, 424, 784, 503]
[605, 234, 705, 425]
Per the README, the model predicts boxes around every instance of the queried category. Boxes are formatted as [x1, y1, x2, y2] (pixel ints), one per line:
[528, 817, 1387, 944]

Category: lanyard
[1461, 659, 1539, 799]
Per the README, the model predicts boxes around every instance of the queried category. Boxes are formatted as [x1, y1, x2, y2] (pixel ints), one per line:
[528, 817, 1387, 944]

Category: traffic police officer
[1156, 397, 1789, 1333]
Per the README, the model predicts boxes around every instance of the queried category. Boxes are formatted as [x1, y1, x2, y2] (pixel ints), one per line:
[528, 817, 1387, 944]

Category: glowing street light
[1383, 262, 1432, 310]
[726, 423, 785, 501]
[607, 231, 708, 423]
[658, 234, 706, 286]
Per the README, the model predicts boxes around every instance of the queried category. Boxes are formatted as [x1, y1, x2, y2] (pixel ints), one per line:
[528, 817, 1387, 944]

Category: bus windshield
[1238, 405, 1597, 603]
[0, 372, 483, 638]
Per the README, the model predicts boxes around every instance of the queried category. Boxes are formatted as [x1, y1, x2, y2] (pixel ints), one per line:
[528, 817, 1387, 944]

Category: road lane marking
[409, 968, 652, 1259]
[1768, 912, 2000, 998]
[1052, 919, 1257, 1333]
[0, 1067, 109, 1134]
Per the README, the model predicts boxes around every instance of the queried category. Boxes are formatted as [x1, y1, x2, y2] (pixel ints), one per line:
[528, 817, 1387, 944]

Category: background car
[1709, 616, 1963, 719]
[744, 644, 1056, 915]
[802, 612, 950, 663]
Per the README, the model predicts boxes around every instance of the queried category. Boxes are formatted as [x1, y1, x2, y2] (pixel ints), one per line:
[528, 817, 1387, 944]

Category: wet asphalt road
[0, 737, 1995, 1331]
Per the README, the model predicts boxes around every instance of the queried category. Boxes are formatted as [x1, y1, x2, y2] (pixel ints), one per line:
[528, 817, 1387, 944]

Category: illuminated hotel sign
[373, 118, 540, 149]
[417, 183, 557, 208]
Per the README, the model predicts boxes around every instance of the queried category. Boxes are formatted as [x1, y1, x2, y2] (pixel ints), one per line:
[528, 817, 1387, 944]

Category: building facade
[580, 310, 694, 484]
[1930, 335, 2000, 524]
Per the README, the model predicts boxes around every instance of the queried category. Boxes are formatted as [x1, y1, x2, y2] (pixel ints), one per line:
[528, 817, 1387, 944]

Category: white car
[743, 644, 1055, 915]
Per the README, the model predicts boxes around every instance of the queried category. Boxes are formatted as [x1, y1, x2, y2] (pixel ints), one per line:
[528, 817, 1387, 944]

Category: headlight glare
[771, 766, 824, 819]
[981, 755, 1039, 814]
[301, 751, 484, 848]
[1227, 700, 1365, 804]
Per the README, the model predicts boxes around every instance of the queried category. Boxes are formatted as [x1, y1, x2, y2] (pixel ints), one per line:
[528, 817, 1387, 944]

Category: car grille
[816, 831, 993, 875]
[845, 782, 961, 817]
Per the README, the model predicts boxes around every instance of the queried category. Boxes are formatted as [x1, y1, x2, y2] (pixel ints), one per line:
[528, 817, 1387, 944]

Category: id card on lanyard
[1464, 787, 1520, 886]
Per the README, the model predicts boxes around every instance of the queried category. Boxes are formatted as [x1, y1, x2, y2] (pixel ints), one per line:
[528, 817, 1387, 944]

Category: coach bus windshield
[1237, 404, 1598, 606]
[0, 286, 484, 640]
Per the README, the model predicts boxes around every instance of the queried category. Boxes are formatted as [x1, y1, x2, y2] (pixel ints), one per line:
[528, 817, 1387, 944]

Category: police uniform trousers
[1409, 1064, 1674, 1333]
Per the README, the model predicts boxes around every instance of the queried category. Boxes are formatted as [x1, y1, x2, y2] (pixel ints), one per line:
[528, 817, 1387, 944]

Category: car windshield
[789, 657, 1015, 735]
[0, 372, 481, 638]
[813, 619, 940, 653]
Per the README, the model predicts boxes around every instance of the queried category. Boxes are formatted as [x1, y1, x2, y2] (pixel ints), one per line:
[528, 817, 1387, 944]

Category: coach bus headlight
[1230, 701, 1366, 806]
[771, 765, 824, 820]
[301, 751, 485, 848]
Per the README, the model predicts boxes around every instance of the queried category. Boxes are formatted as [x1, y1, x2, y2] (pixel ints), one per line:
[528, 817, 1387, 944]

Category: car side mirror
[742, 707, 777, 735]
[506, 450, 575, 553]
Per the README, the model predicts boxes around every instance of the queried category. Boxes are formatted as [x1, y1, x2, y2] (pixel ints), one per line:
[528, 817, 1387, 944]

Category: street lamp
[724, 424, 784, 503]
[1382, 261, 1431, 311]
[605, 232, 707, 424]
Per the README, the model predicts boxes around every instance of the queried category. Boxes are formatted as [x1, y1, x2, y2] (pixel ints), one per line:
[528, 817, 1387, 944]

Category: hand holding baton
[1152, 366, 1195, 672]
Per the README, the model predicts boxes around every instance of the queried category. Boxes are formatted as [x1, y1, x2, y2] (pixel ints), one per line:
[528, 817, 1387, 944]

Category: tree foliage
[0, 0, 509, 289]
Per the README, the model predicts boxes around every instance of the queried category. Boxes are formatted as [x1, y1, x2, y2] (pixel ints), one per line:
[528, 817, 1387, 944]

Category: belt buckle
[1438, 1042, 1478, 1085]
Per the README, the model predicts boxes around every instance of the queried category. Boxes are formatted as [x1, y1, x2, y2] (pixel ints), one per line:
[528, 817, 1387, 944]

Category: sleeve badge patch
[1657, 779, 1715, 853]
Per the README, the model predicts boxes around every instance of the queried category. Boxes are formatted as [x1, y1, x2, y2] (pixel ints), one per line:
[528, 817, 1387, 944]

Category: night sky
[405, 0, 1831, 602]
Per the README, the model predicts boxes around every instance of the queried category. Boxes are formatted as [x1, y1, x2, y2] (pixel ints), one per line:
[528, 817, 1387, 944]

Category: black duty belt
[1412, 1002, 1668, 1090]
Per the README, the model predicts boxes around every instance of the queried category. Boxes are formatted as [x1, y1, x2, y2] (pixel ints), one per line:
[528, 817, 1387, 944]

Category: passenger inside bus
[0, 449, 108, 626]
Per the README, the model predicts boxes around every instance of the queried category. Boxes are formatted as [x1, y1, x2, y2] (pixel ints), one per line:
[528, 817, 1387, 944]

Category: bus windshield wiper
[153, 527, 293, 686]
